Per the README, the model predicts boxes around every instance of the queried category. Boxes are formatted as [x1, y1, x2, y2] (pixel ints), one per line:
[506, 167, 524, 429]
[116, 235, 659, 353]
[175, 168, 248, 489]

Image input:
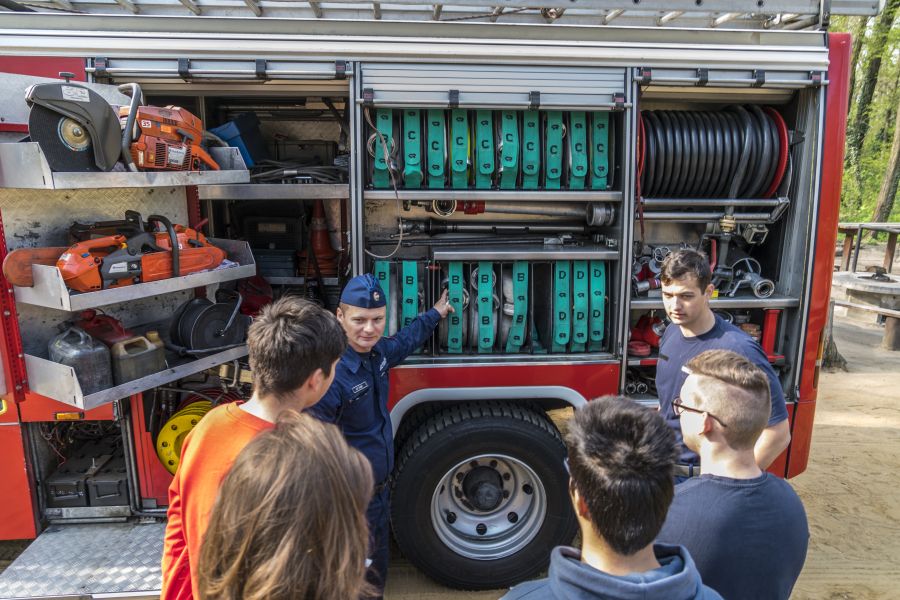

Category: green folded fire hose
[475, 110, 494, 189]
[552, 260, 571, 353]
[477, 262, 494, 353]
[374, 261, 391, 336]
[505, 261, 529, 353]
[373, 108, 393, 188]
[544, 111, 563, 190]
[498, 111, 519, 190]
[427, 109, 446, 189]
[450, 109, 469, 189]
[569, 112, 588, 190]
[402, 109, 423, 188]
[447, 262, 464, 353]
[521, 110, 540, 190]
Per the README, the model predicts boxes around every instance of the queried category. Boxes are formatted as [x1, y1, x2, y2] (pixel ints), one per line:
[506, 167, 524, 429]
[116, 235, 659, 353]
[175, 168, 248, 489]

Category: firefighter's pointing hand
[433, 289, 454, 319]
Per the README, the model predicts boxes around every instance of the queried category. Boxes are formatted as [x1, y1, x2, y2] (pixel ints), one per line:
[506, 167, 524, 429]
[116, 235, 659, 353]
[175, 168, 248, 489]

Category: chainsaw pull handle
[117, 83, 143, 173]
[148, 215, 180, 279]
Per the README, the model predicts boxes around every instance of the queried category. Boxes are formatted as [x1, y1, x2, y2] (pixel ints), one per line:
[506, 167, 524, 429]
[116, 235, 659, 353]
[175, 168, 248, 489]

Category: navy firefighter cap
[340, 273, 387, 309]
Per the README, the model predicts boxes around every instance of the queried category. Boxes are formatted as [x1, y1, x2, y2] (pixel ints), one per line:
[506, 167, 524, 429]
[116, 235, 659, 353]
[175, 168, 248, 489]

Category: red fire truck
[0, 0, 870, 596]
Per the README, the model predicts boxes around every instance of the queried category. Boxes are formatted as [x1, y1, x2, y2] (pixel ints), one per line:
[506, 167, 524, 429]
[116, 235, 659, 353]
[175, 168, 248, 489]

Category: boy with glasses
[657, 248, 789, 478]
[657, 349, 809, 600]
[502, 396, 721, 600]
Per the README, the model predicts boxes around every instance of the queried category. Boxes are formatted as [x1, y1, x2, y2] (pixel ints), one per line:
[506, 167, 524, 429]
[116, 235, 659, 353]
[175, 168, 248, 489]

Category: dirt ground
[386, 313, 900, 599]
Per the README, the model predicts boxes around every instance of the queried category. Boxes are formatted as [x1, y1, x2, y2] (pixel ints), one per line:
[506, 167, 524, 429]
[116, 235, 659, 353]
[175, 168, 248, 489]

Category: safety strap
[568, 112, 588, 190]
[551, 260, 571, 353]
[477, 262, 494, 353]
[570, 260, 589, 352]
[544, 111, 563, 190]
[450, 109, 469, 189]
[521, 110, 540, 190]
[374, 261, 391, 336]
[475, 110, 494, 189]
[498, 111, 519, 190]
[591, 112, 610, 190]
[505, 261, 529, 353]
[427, 109, 446, 189]
[447, 262, 464, 353]
[373, 108, 393, 188]
[402, 109, 423, 188]
[589, 260, 607, 351]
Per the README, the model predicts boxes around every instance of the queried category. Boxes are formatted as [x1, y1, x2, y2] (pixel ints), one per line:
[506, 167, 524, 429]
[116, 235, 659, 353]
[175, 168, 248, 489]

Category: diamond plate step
[0, 522, 164, 599]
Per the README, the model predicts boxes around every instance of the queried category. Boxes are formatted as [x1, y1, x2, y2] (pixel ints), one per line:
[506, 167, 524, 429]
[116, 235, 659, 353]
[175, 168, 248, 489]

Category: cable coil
[639, 106, 788, 199]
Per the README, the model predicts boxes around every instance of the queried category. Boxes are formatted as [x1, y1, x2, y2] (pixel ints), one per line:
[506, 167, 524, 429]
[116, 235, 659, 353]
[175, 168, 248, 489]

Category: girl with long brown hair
[197, 410, 374, 600]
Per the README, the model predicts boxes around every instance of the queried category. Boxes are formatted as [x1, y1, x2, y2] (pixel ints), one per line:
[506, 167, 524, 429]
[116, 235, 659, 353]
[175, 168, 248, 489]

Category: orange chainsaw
[119, 101, 220, 171]
[2, 212, 225, 292]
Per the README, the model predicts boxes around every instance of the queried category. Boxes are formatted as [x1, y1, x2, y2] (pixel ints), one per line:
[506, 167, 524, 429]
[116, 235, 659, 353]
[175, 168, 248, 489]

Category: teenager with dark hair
[657, 248, 789, 479]
[198, 411, 374, 600]
[657, 350, 809, 600]
[162, 297, 347, 600]
[502, 396, 721, 600]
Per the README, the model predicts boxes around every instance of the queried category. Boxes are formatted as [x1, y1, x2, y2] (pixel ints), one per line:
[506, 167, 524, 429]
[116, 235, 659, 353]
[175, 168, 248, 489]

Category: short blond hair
[686, 350, 771, 450]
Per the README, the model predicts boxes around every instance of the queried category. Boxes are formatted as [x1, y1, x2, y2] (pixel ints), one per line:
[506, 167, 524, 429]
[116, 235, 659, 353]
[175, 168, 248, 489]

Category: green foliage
[835, 12, 900, 222]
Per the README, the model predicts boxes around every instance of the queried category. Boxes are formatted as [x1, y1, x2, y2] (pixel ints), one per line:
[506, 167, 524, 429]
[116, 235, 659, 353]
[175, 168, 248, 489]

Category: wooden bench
[838, 222, 900, 273]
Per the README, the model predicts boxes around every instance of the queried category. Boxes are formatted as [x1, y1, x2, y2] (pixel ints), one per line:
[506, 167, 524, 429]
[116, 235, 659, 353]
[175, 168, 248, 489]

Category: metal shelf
[630, 294, 800, 310]
[199, 183, 349, 201]
[24, 345, 248, 411]
[364, 190, 622, 203]
[432, 246, 619, 261]
[0, 143, 249, 190]
[14, 239, 255, 312]
[265, 276, 340, 285]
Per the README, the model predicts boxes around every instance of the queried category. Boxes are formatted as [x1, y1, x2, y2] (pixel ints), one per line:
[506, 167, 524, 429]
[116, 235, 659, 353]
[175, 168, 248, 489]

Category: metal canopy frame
[6, 0, 883, 28]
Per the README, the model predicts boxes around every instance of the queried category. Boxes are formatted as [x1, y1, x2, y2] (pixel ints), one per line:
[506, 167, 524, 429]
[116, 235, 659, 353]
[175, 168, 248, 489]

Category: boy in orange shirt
[160, 297, 347, 600]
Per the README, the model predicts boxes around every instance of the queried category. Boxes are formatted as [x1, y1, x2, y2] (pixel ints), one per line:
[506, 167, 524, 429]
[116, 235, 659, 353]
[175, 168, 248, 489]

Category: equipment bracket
[178, 58, 190, 81]
[362, 87, 375, 106]
[636, 67, 652, 85]
[92, 57, 109, 80]
[528, 90, 540, 110]
[613, 93, 626, 109]
[696, 68, 709, 86]
[448, 89, 460, 109]
[809, 71, 823, 87]
[255, 59, 267, 80]
[752, 69, 766, 87]
[335, 60, 348, 79]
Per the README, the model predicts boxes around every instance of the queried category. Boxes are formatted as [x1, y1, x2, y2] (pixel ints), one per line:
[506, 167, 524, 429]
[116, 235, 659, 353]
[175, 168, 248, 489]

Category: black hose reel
[169, 290, 250, 356]
[639, 105, 789, 199]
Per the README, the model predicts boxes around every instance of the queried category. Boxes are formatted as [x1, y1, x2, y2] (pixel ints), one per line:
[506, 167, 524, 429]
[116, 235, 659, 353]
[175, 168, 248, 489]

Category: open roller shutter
[361, 63, 627, 110]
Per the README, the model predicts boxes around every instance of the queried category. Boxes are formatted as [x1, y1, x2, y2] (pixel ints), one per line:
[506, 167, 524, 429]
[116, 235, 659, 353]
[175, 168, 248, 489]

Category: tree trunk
[822, 300, 848, 372]
[845, 0, 899, 167]
[872, 104, 900, 224]
[876, 69, 900, 146]
[848, 16, 870, 103]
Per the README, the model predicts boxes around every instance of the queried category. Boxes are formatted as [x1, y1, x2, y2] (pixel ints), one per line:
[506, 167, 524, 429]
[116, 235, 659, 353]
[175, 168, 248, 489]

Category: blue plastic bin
[209, 112, 268, 168]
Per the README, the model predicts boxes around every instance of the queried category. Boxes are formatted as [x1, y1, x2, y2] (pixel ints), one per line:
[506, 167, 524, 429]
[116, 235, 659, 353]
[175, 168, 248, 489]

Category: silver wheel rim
[431, 453, 547, 560]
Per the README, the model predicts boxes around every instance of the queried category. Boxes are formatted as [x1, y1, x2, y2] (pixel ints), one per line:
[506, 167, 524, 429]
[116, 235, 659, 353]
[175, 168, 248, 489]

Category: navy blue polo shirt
[655, 315, 788, 465]
[309, 308, 441, 485]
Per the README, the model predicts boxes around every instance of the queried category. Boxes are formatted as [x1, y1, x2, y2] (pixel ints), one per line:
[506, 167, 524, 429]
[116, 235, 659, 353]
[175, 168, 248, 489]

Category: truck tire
[390, 401, 577, 590]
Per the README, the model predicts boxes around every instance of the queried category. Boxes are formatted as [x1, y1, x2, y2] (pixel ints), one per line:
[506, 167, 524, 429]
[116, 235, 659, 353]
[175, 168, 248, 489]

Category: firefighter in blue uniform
[310, 273, 452, 595]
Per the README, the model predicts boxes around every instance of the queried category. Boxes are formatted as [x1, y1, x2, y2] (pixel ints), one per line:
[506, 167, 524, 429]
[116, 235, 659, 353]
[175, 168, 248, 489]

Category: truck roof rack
[11, 0, 883, 29]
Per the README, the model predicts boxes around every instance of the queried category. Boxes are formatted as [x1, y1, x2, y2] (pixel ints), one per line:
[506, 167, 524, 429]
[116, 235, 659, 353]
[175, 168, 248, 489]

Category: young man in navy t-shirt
[655, 248, 789, 477]
[657, 349, 809, 600]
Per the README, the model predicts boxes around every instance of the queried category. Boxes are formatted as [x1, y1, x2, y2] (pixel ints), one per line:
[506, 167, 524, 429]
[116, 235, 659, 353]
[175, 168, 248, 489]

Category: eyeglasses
[672, 397, 728, 428]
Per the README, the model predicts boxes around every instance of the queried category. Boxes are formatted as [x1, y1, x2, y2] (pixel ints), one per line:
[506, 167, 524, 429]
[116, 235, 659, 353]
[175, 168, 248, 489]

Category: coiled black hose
[640, 106, 786, 198]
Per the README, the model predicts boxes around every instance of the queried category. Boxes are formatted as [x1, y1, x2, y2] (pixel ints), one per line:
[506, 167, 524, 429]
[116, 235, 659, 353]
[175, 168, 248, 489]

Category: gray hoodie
[500, 544, 723, 600]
